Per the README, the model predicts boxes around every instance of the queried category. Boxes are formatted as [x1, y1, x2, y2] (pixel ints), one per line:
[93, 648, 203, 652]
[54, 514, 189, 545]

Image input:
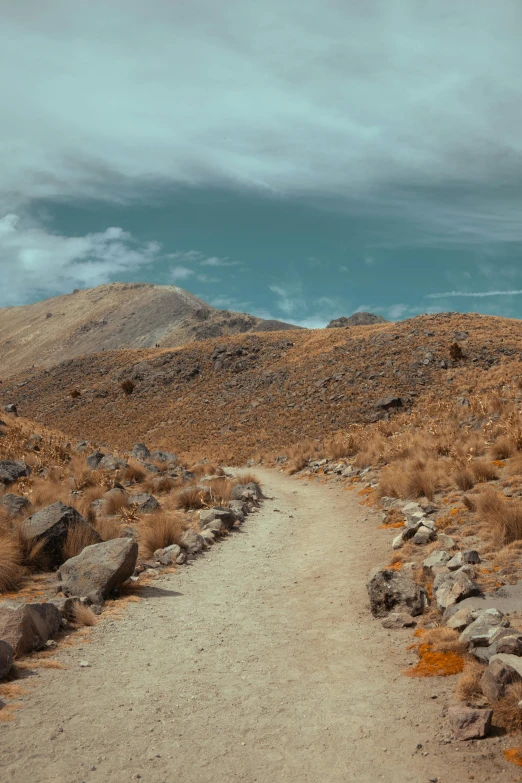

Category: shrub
[61, 523, 100, 561]
[454, 466, 475, 491]
[0, 534, 25, 592]
[234, 472, 261, 486]
[93, 516, 123, 541]
[456, 660, 485, 704]
[470, 461, 499, 482]
[477, 486, 522, 545]
[174, 486, 210, 510]
[139, 512, 186, 558]
[493, 682, 522, 732]
[73, 602, 98, 627]
[489, 436, 515, 461]
[450, 342, 464, 361]
[103, 492, 129, 517]
[121, 380, 135, 396]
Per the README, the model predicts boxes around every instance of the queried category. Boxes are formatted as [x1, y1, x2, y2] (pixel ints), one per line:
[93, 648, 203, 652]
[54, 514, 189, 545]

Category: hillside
[327, 312, 387, 327]
[0, 282, 301, 378]
[2, 311, 521, 464]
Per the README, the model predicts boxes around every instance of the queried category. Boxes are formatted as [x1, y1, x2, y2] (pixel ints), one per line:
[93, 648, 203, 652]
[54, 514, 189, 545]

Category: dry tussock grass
[61, 523, 100, 560]
[72, 602, 99, 626]
[206, 477, 233, 505]
[454, 466, 475, 491]
[139, 512, 186, 557]
[102, 492, 129, 516]
[93, 516, 123, 541]
[174, 486, 210, 510]
[477, 487, 522, 546]
[456, 660, 486, 704]
[494, 683, 522, 733]
[0, 534, 25, 592]
[378, 458, 447, 501]
[470, 461, 499, 482]
[234, 472, 261, 486]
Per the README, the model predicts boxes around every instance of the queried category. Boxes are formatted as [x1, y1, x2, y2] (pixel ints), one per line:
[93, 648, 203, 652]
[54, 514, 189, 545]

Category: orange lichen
[378, 521, 404, 529]
[404, 643, 465, 678]
[387, 561, 403, 571]
[505, 748, 522, 767]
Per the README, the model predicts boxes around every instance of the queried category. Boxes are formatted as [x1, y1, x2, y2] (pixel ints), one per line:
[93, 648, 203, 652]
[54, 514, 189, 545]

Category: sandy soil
[0, 470, 514, 782]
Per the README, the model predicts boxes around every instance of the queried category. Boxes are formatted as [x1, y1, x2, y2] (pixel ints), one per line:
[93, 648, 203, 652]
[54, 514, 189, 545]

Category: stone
[179, 529, 204, 555]
[446, 607, 476, 632]
[423, 551, 450, 570]
[412, 525, 436, 545]
[462, 550, 480, 564]
[367, 570, 428, 618]
[21, 501, 100, 567]
[199, 507, 236, 532]
[98, 454, 127, 471]
[201, 529, 216, 544]
[86, 451, 105, 469]
[402, 501, 424, 516]
[48, 596, 77, 621]
[128, 492, 160, 513]
[75, 440, 89, 452]
[2, 404, 18, 416]
[228, 500, 246, 523]
[435, 571, 481, 611]
[58, 538, 138, 603]
[381, 612, 417, 629]
[150, 450, 178, 464]
[0, 640, 14, 679]
[481, 654, 522, 701]
[459, 608, 509, 646]
[437, 534, 456, 549]
[231, 482, 263, 501]
[0, 602, 61, 657]
[374, 396, 402, 411]
[175, 551, 187, 565]
[154, 544, 181, 566]
[131, 443, 151, 461]
[0, 493, 31, 517]
[0, 460, 31, 485]
[448, 706, 492, 740]
[497, 635, 522, 656]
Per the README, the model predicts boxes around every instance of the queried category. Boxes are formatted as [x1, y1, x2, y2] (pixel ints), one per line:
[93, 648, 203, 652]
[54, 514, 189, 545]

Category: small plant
[121, 380, 135, 396]
[139, 512, 186, 558]
[61, 523, 100, 561]
[449, 342, 464, 361]
[456, 660, 485, 704]
[73, 602, 99, 627]
[69, 389, 81, 399]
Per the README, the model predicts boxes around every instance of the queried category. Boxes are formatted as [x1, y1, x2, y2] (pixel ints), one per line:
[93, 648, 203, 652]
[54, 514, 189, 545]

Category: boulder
[374, 396, 402, 411]
[497, 635, 522, 656]
[367, 570, 428, 618]
[2, 404, 18, 416]
[448, 706, 492, 740]
[0, 639, 14, 679]
[438, 534, 456, 549]
[86, 451, 105, 469]
[75, 440, 89, 453]
[381, 612, 417, 629]
[459, 608, 509, 646]
[435, 571, 481, 611]
[481, 654, 522, 701]
[48, 596, 77, 621]
[179, 529, 204, 555]
[151, 450, 177, 464]
[446, 607, 476, 632]
[154, 544, 181, 566]
[21, 502, 100, 567]
[412, 525, 436, 545]
[231, 482, 263, 501]
[201, 529, 216, 545]
[131, 443, 151, 461]
[423, 551, 450, 571]
[0, 602, 61, 657]
[0, 493, 31, 517]
[0, 460, 31, 485]
[98, 455, 127, 471]
[199, 507, 236, 532]
[128, 492, 160, 513]
[58, 538, 138, 603]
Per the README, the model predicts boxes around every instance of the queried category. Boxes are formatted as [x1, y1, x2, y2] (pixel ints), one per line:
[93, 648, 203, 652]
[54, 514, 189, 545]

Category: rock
[0, 640, 14, 679]
[176, 551, 187, 565]
[435, 571, 481, 611]
[48, 596, 77, 621]
[179, 529, 204, 555]
[131, 443, 151, 461]
[150, 450, 177, 464]
[228, 500, 246, 523]
[86, 451, 105, 469]
[374, 396, 403, 411]
[0, 602, 61, 656]
[437, 534, 456, 549]
[497, 635, 522, 656]
[0, 460, 31, 485]
[448, 706, 492, 740]
[98, 455, 127, 471]
[367, 570, 428, 618]
[231, 482, 263, 501]
[381, 612, 417, 629]
[21, 502, 100, 567]
[423, 551, 450, 570]
[446, 607, 476, 631]
[481, 654, 522, 701]
[2, 404, 18, 416]
[128, 492, 160, 513]
[58, 538, 138, 603]
[154, 544, 181, 566]
[412, 525, 436, 545]
[459, 608, 509, 646]
[402, 501, 424, 516]
[0, 493, 31, 517]
[199, 507, 236, 532]
[75, 440, 89, 452]
[462, 550, 481, 564]
[201, 529, 216, 544]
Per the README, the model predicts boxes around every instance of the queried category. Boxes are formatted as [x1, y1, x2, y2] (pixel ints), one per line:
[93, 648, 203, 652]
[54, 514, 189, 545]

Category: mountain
[327, 312, 387, 328]
[0, 283, 301, 378]
[1, 311, 517, 464]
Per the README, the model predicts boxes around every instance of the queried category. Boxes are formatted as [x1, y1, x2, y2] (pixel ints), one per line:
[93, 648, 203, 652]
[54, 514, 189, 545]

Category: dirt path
[1, 469, 512, 782]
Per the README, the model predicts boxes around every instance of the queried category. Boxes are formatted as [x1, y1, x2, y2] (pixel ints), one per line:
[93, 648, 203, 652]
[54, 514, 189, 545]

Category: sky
[1, 0, 522, 326]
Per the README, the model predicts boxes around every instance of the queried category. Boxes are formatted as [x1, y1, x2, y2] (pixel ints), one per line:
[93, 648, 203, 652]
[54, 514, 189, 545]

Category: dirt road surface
[1, 469, 513, 782]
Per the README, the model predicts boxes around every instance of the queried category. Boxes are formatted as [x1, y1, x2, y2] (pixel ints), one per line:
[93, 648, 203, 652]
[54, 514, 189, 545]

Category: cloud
[169, 265, 194, 281]
[199, 257, 240, 267]
[2, 0, 522, 247]
[426, 289, 522, 299]
[0, 213, 161, 306]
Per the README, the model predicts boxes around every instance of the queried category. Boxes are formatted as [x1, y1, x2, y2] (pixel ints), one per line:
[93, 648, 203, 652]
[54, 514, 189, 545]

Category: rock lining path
[1, 469, 511, 782]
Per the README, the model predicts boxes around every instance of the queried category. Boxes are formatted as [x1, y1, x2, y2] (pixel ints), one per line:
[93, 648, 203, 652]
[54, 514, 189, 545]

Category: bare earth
[1, 470, 513, 782]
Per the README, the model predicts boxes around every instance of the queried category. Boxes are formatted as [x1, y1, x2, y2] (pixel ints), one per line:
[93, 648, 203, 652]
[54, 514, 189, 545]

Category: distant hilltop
[327, 312, 387, 328]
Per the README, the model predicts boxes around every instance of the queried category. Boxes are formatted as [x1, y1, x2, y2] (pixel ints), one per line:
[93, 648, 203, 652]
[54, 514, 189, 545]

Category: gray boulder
[0, 460, 31, 485]
[98, 454, 127, 471]
[151, 450, 177, 464]
[179, 529, 204, 555]
[435, 570, 481, 611]
[199, 507, 236, 533]
[154, 544, 181, 566]
[381, 612, 417, 629]
[75, 440, 89, 453]
[481, 654, 522, 701]
[2, 404, 18, 416]
[0, 639, 14, 679]
[448, 706, 492, 740]
[412, 525, 436, 545]
[131, 443, 151, 460]
[58, 538, 138, 603]
[0, 602, 61, 657]
[21, 502, 100, 567]
[231, 482, 263, 501]
[497, 635, 522, 656]
[459, 608, 509, 646]
[367, 570, 428, 618]
[86, 451, 105, 469]
[0, 493, 31, 517]
[128, 492, 160, 513]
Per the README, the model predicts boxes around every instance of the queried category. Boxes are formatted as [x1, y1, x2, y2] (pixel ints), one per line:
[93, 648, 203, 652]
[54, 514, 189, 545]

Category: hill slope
[2, 312, 521, 463]
[0, 282, 300, 377]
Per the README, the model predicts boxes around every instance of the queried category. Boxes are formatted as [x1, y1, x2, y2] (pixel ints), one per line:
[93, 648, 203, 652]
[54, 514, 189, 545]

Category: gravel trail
[1, 469, 511, 782]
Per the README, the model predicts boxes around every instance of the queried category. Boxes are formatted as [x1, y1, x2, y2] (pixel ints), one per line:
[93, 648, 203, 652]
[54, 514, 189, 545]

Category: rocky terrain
[327, 311, 387, 327]
[0, 282, 300, 378]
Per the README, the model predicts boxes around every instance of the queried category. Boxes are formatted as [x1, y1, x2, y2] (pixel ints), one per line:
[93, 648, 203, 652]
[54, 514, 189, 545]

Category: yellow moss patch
[505, 748, 522, 767]
[404, 642, 465, 678]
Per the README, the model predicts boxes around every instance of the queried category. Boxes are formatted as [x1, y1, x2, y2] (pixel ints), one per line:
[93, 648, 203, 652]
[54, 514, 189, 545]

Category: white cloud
[169, 265, 194, 281]
[426, 289, 522, 299]
[0, 213, 161, 306]
[200, 257, 240, 267]
[1, 0, 522, 246]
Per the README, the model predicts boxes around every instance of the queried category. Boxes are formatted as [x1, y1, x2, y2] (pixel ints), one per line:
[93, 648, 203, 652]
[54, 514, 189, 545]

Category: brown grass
[142, 475, 178, 494]
[61, 523, 100, 561]
[470, 460, 499, 482]
[421, 627, 467, 654]
[455, 660, 486, 704]
[378, 458, 446, 501]
[0, 534, 25, 592]
[206, 477, 233, 505]
[72, 602, 99, 626]
[477, 487, 522, 546]
[234, 472, 261, 486]
[123, 461, 146, 484]
[493, 682, 522, 733]
[174, 486, 210, 510]
[93, 516, 123, 541]
[103, 492, 129, 516]
[454, 466, 475, 491]
[489, 436, 516, 461]
[139, 512, 186, 558]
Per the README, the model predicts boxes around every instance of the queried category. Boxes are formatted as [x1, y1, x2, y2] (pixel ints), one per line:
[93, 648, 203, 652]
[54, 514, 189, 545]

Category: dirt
[0, 470, 513, 782]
